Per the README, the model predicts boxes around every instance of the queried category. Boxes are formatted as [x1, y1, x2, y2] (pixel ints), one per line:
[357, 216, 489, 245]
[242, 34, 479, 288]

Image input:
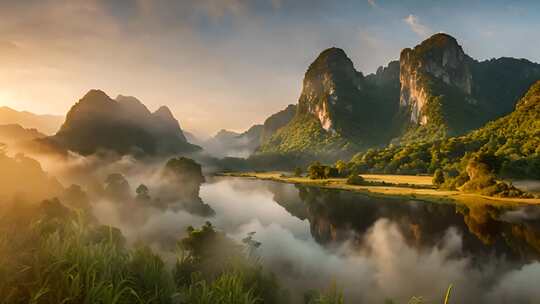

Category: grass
[220, 171, 540, 206]
[361, 174, 433, 186]
[0, 199, 459, 304]
[0, 207, 275, 304]
[181, 271, 261, 304]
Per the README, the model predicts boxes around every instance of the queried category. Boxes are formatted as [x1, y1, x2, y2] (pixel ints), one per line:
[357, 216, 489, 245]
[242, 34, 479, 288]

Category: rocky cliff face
[49, 90, 199, 156]
[297, 47, 364, 132]
[400, 33, 473, 125]
[258, 48, 401, 156]
[398, 33, 540, 143]
[256, 33, 540, 159]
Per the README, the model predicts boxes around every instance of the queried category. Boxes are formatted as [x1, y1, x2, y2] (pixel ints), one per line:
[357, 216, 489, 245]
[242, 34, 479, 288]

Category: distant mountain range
[3, 32, 538, 162]
[0, 124, 46, 147]
[201, 104, 296, 158]
[255, 33, 540, 159]
[41, 90, 200, 156]
[0, 106, 64, 135]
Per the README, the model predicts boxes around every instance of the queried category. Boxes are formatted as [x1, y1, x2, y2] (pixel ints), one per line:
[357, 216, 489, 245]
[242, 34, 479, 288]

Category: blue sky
[0, 0, 539, 136]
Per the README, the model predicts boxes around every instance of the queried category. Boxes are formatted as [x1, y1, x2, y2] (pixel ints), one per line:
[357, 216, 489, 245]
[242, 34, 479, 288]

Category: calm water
[199, 177, 540, 304]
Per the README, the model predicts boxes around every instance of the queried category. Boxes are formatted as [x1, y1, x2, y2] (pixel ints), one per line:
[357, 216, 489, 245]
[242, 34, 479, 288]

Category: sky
[0, 0, 539, 137]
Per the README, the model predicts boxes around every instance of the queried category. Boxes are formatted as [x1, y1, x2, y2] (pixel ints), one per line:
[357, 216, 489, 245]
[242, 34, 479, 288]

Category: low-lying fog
[3, 149, 540, 303]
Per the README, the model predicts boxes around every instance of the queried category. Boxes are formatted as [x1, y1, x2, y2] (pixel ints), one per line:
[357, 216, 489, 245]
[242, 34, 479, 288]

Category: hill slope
[45, 90, 200, 156]
[351, 80, 540, 181]
[398, 33, 540, 143]
[0, 124, 46, 148]
[0, 106, 63, 135]
[259, 48, 399, 157]
[255, 33, 540, 161]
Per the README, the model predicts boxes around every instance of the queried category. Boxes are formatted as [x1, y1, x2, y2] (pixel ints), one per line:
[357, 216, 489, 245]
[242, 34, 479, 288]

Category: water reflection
[200, 177, 540, 303]
[273, 183, 540, 262]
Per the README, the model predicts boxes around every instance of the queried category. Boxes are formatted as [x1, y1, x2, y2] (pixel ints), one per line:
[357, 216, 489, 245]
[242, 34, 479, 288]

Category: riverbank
[219, 172, 540, 206]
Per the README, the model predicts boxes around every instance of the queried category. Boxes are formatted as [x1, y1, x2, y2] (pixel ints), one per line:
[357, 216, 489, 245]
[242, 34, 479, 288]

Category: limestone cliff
[400, 33, 473, 125]
[258, 48, 395, 156]
[256, 33, 540, 158]
[297, 47, 364, 132]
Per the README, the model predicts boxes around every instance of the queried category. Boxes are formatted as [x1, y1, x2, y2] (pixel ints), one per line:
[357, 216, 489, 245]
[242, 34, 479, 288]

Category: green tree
[346, 174, 365, 185]
[432, 169, 445, 187]
[164, 157, 205, 184]
[136, 184, 151, 202]
[308, 161, 325, 179]
[324, 166, 339, 178]
[335, 160, 349, 177]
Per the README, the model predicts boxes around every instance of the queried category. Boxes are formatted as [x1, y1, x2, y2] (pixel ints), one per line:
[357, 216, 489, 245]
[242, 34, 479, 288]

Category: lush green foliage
[48, 90, 200, 156]
[349, 81, 540, 197]
[259, 114, 352, 156]
[308, 161, 342, 179]
[0, 201, 284, 304]
[164, 157, 205, 184]
[346, 174, 365, 185]
[432, 169, 445, 187]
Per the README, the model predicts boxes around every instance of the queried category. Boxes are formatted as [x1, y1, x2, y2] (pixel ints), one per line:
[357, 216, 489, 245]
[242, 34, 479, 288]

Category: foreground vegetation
[0, 193, 462, 304]
[0, 199, 288, 304]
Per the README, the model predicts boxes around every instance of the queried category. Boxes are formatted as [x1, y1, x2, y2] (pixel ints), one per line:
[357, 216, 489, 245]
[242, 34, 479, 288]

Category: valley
[1, 2, 540, 302]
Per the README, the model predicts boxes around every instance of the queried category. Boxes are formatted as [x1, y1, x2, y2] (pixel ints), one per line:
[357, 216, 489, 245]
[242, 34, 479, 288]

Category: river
[198, 176, 540, 303]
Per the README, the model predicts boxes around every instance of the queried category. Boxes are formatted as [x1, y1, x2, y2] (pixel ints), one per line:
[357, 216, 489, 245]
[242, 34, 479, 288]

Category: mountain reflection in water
[200, 177, 540, 303]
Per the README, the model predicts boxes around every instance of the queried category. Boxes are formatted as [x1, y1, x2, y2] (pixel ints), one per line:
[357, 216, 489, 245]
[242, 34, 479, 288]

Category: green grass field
[221, 172, 540, 206]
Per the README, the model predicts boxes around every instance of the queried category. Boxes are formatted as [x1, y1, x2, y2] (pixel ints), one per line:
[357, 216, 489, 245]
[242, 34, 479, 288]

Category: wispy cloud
[403, 14, 432, 37]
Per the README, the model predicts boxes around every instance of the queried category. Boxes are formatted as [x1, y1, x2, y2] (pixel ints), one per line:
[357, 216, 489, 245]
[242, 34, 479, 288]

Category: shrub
[432, 169, 445, 187]
[346, 174, 365, 185]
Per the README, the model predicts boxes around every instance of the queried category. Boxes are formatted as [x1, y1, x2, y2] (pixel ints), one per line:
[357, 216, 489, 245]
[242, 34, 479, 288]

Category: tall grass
[0, 201, 456, 304]
[1, 219, 173, 304]
[0, 206, 281, 304]
[181, 271, 261, 304]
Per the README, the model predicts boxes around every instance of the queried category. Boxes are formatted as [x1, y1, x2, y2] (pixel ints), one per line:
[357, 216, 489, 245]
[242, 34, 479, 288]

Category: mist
[2, 148, 540, 303]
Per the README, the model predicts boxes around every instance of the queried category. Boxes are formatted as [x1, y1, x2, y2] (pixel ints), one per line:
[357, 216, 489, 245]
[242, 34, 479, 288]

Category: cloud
[367, 0, 377, 8]
[403, 14, 433, 37]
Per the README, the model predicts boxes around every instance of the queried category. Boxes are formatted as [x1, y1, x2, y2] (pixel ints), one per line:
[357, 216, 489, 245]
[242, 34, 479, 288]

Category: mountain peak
[215, 129, 239, 138]
[116, 95, 143, 106]
[116, 95, 152, 116]
[307, 47, 357, 78]
[400, 32, 472, 126]
[315, 47, 348, 61]
[153, 106, 174, 119]
[422, 33, 459, 47]
[52, 90, 198, 156]
[299, 47, 364, 132]
[81, 89, 111, 103]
